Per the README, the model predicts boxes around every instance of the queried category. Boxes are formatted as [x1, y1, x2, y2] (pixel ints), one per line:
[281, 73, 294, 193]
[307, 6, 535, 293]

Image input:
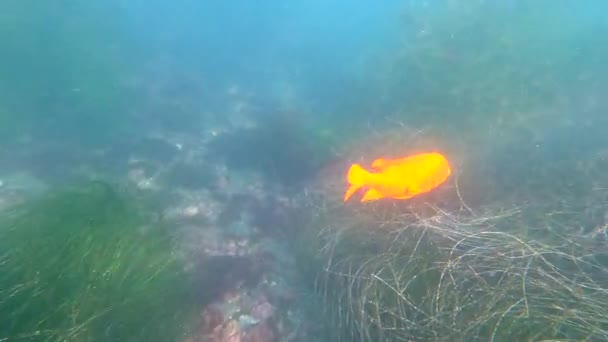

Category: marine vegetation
[380, 0, 608, 137]
[296, 127, 608, 341]
[0, 182, 197, 341]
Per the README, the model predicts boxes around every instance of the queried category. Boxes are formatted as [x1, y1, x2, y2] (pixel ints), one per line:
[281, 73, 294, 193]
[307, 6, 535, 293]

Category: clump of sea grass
[310, 198, 608, 341]
[297, 125, 608, 341]
[0, 181, 197, 341]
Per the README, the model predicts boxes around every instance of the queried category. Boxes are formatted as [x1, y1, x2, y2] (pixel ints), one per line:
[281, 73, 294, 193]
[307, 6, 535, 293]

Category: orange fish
[343, 152, 451, 202]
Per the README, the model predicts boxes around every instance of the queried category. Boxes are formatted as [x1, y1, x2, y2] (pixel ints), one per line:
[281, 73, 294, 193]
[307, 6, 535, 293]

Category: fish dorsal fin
[371, 158, 390, 170]
[361, 188, 384, 202]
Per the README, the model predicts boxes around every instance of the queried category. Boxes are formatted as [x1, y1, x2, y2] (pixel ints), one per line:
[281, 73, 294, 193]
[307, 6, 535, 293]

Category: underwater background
[1, 1, 608, 341]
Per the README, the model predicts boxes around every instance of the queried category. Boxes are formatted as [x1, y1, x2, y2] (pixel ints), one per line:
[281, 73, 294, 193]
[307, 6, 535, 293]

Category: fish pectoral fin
[361, 188, 384, 202]
[391, 187, 413, 200]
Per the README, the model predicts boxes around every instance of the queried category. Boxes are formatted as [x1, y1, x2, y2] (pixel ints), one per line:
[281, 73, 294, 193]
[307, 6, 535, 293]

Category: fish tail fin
[344, 164, 369, 202]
